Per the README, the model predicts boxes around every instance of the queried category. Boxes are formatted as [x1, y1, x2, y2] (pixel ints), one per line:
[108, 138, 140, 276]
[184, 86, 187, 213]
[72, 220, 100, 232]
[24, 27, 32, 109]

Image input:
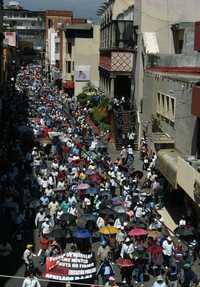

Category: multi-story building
[142, 20, 200, 219]
[98, 0, 134, 101]
[3, 2, 45, 64]
[134, 0, 200, 142]
[45, 10, 73, 78]
[60, 22, 100, 96]
[97, 0, 137, 148]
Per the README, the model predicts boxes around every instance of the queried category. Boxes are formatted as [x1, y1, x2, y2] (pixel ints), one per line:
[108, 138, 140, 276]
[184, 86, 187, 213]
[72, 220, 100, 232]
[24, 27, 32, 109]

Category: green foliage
[90, 107, 106, 123]
[100, 122, 111, 132]
[77, 92, 89, 105]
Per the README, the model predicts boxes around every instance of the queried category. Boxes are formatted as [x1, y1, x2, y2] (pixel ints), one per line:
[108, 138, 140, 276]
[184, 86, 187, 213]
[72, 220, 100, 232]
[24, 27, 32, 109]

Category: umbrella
[128, 228, 148, 237]
[99, 225, 119, 235]
[175, 226, 194, 237]
[76, 183, 90, 190]
[88, 174, 103, 184]
[113, 205, 126, 214]
[85, 187, 98, 195]
[132, 170, 144, 179]
[147, 230, 161, 239]
[116, 258, 134, 268]
[73, 229, 91, 239]
[99, 208, 115, 216]
[111, 197, 123, 206]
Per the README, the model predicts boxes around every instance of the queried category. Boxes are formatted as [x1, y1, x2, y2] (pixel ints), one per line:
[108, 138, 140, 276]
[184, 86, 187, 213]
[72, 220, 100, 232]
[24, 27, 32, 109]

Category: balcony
[100, 20, 136, 51]
[100, 51, 134, 73]
[146, 54, 200, 74]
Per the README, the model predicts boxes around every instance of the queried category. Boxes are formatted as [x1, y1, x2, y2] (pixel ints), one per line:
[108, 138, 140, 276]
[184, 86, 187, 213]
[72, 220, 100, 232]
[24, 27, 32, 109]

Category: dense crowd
[0, 65, 199, 287]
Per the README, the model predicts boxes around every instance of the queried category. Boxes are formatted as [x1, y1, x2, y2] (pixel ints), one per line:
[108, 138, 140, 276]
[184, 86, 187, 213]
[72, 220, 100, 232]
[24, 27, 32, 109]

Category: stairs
[112, 109, 138, 150]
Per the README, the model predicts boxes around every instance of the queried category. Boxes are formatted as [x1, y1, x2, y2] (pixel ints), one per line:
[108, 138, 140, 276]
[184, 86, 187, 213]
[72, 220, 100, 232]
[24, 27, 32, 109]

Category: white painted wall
[74, 25, 100, 96]
[135, 0, 200, 54]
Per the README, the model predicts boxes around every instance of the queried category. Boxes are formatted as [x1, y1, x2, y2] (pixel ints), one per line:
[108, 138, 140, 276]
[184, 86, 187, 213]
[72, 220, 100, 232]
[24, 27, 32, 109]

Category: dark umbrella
[175, 226, 194, 237]
[99, 207, 115, 216]
[111, 197, 123, 206]
[113, 205, 126, 214]
[73, 229, 91, 239]
[132, 170, 144, 179]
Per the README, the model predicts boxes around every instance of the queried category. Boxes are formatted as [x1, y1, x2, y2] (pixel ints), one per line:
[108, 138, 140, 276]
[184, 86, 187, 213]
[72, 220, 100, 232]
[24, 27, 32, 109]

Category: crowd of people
[0, 64, 199, 287]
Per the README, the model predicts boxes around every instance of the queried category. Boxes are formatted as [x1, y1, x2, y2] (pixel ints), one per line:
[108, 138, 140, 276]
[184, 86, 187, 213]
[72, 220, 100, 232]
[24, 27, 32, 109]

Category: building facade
[134, 0, 200, 143]
[3, 5, 45, 64]
[45, 11, 73, 71]
[98, 0, 135, 101]
[142, 20, 200, 216]
[61, 22, 100, 96]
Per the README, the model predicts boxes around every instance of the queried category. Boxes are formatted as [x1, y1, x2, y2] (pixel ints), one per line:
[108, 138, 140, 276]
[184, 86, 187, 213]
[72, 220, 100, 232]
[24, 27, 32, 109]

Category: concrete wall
[74, 25, 100, 96]
[148, 54, 200, 68]
[142, 72, 197, 155]
[135, 0, 200, 54]
[112, 0, 134, 20]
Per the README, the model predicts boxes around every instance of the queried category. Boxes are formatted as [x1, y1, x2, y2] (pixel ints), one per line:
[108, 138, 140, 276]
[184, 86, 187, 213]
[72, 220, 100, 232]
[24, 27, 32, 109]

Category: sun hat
[26, 244, 33, 249]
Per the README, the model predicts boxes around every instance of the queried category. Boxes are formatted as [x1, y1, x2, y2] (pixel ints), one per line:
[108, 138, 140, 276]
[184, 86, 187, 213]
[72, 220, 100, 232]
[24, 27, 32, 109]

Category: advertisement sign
[45, 252, 96, 282]
[75, 65, 90, 82]
[4, 32, 16, 47]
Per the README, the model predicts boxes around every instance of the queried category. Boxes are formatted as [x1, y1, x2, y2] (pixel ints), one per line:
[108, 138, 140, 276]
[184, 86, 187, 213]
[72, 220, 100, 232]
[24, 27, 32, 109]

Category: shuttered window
[194, 22, 200, 51]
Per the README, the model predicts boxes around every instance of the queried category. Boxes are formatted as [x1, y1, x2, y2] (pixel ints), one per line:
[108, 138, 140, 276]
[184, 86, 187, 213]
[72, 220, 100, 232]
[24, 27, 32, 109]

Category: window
[161, 94, 165, 114]
[72, 61, 74, 71]
[157, 93, 161, 113]
[68, 42, 72, 55]
[171, 98, 175, 118]
[156, 92, 176, 123]
[66, 61, 71, 73]
[55, 42, 60, 54]
[172, 26, 184, 54]
[166, 96, 170, 113]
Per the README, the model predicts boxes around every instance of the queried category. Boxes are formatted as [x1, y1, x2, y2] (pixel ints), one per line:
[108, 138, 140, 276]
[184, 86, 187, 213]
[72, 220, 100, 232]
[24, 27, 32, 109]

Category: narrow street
[0, 1, 200, 287]
[0, 62, 199, 287]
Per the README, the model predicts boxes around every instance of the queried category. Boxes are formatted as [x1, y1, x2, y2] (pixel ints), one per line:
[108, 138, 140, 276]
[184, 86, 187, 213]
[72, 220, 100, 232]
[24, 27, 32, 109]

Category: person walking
[22, 271, 41, 287]
[23, 244, 36, 273]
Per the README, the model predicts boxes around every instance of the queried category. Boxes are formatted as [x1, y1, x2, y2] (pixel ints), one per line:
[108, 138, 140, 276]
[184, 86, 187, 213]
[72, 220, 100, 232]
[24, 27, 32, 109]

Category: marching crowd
[0, 65, 199, 287]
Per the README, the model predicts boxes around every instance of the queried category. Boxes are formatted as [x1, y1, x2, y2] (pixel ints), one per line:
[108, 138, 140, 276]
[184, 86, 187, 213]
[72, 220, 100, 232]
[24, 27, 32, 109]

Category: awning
[63, 80, 74, 89]
[143, 32, 159, 54]
[152, 132, 175, 150]
[157, 149, 180, 188]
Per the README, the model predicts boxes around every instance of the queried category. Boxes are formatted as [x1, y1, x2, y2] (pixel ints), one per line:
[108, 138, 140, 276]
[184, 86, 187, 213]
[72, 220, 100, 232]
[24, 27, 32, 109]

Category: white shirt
[96, 217, 105, 229]
[114, 218, 122, 229]
[162, 240, 173, 256]
[35, 212, 46, 227]
[134, 206, 143, 218]
[152, 282, 167, 287]
[22, 277, 41, 287]
[23, 249, 33, 264]
[120, 243, 134, 258]
[41, 222, 51, 235]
